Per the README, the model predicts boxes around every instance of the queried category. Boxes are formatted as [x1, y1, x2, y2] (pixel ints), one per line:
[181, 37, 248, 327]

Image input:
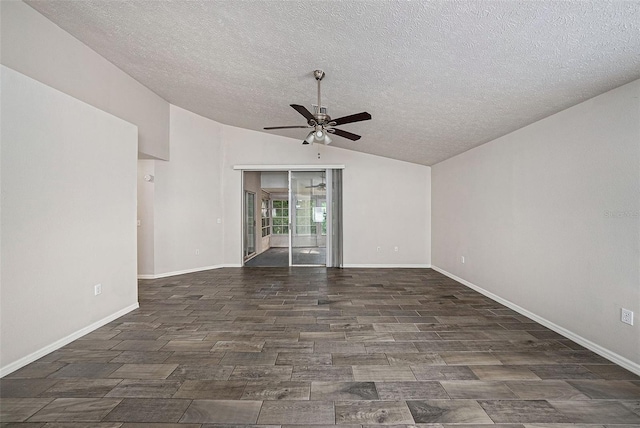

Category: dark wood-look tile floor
[2, 267, 640, 427]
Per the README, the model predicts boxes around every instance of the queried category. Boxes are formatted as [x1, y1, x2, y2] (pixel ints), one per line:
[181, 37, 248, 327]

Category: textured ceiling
[26, 1, 640, 166]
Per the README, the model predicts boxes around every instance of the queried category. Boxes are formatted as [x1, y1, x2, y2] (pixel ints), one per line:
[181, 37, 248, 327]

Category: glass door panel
[244, 191, 256, 259]
[290, 171, 326, 266]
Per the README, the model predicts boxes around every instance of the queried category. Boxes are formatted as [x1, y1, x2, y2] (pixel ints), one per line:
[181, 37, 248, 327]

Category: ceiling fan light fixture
[303, 131, 315, 145]
[314, 129, 325, 141]
[323, 134, 332, 145]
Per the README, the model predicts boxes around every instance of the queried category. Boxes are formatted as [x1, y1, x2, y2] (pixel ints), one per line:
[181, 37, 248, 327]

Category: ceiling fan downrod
[315, 69, 325, 116]
[313, 69, 330, 140]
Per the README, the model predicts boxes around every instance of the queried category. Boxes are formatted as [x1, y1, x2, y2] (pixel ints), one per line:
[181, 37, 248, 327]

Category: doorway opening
[241, 169, 342, 267]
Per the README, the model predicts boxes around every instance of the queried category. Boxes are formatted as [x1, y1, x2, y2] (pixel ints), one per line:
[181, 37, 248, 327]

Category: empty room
[1, 0, 639, 426]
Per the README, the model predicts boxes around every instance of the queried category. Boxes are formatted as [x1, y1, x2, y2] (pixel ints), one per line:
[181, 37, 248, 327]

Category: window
[271, 200, 289, 234]
[294, 198, 327, 236]
[261, 199, 270, 237]
[295, 199, 316, 235]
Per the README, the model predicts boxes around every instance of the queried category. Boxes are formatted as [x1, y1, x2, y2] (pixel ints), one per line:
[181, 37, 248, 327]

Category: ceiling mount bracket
[314, 69, 325, 81]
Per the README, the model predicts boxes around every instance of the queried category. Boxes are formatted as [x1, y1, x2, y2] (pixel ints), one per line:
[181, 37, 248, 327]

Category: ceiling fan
[264, 70, 372, 145]
[305, 173, 326, 190]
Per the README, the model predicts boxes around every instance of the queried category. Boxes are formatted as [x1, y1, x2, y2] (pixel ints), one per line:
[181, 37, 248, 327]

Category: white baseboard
[343, 264, 431, 269]
[138, 264, 243, 280]
[0, 302, 139, 378]
[431, 265, 640, 376]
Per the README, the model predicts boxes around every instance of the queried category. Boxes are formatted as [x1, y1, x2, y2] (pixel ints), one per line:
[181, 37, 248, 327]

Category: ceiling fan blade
[264, 125, 310, 130]
[290, 104, 315, 122]
[329, 128, 362, 141]
[331, 111, 371, 126]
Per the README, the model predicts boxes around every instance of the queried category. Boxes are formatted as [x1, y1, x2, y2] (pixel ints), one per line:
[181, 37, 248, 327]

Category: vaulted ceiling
[26, 1, 640, 166]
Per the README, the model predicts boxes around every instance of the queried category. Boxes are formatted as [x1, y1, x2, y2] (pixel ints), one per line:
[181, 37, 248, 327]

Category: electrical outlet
[94, 284, 102, 296]
[621, 308, 634, 325]
[394, 246, 398, 252]
[376, 246, 381, 252]
[195, 249, 200, 255]
[461, 256, 465, 264]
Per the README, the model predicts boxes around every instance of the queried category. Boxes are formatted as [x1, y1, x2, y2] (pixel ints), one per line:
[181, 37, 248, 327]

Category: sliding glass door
[290, 171, 327, 266]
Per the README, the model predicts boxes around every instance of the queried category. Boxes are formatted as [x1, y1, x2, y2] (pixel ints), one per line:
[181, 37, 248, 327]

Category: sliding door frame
[236, 165, 344, 267]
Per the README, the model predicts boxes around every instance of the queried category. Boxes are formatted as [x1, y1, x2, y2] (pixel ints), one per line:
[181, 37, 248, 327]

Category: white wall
[152, 105, 224, 275]
[432, 79, 640, 370]
[261, 171, 288, 189]
[0, 66, 139, 374]
[0, 1, 170, 160]
[137, 160, 155, 276]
